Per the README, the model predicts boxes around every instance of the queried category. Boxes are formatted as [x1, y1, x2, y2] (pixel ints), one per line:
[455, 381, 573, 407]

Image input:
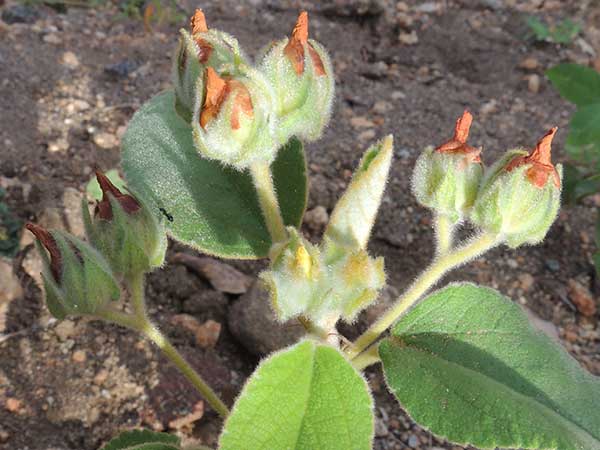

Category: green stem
[347, 232, 499, 359]
[98, 308, 230, 418]
[434, 213, 454, 256]
[128, 272, 147, 318]
[250, 162, 288, 245]
[351, 346, 381, 371]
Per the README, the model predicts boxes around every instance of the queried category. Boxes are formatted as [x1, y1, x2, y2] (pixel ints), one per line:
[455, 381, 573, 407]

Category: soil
[1, 0, 600, 449]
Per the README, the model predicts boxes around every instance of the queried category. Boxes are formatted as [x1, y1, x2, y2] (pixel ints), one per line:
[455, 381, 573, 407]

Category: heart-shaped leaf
[380, 283, 600, 450]
[547, 63, 600, 107]
[220, 339, 374, 450]
[121, 91, 307, 259]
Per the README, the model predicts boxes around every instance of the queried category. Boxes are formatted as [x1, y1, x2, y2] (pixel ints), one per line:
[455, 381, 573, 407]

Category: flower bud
[191, 66, 279, 169]
[82, 171, 167, 279]
[412, 111, 484, 222]
[260, 229, 385, 327]
[26, 223, 120, 320]
[259, 11, 334, 143]
[471, 128, 562, 247]
[173, 9, 248, 121]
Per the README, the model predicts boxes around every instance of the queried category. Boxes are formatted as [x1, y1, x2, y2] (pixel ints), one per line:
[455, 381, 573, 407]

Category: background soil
[1, 0, 600, 449]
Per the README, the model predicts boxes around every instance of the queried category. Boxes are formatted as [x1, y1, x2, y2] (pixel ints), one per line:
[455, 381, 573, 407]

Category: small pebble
[72, 350, 86, 363]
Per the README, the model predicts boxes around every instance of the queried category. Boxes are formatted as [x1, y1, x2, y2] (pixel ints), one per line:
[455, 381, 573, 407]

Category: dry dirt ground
[1, 0, 600, 449]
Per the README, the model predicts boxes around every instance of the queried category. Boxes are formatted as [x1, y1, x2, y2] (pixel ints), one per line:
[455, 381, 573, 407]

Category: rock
[93, 132, 119, 150]
[104, 60, 138, 79]
[0, 259, 22, 304]
[480, 100, 498, 117]
[398, 31, 418, 45]
[358, 129, 376, 143]
[395, 12, 413, 29]
[374, 417, 388, 437]
[54, 320, 76, 341]
[72, 350, 86, 363]
[171, 253, 252, 294]
[518, 273, 535, 291]
[43, 34, 62, 45]
[5, 398, 21, 413]
[1, 5, 39, 24]
[228, 282, 305, 355]
[93, 369, 109, 386]
[182, 289, 228, 320]
[61, 51, 79, 69]
[350, 116, 375, 129]
[62, 187, 85, 237]
[407, 434, 419, 447]
[22, 247, 43, 287]
[304, 206, 329, 232]
[415, 2, 440, 13]
[168, 401, 204, 430]
[527, 74, 540, 93]
[519, 57, 539, 71]
[567, 279, 597, 317]
[545, 259, 560, 272]
[372, 100, 393, 115]
[195, 320, 221, 348]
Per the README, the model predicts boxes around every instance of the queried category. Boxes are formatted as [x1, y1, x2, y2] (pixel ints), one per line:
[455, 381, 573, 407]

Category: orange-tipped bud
[95, 171, 141, 220]
[435, 110, 481, 163]
[190, 9, 212, 63]
[506, 127, 560, 188]
[284, 11, 325, 76]
[26, 223, 62, 282]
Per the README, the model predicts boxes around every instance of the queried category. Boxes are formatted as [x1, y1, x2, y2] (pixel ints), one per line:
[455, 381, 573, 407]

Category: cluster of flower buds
[172, 10, 334, 170]
[412, 111, 562, 247]
[260, 137, 392, 327]
[27, 171, 167, 320]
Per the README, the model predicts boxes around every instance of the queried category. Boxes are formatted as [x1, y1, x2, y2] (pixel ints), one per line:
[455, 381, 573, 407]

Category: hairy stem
[347, 232, 499, 359]
[250, 162, 288, 244]
[128, 272, 147, 318]
[434, 213, 454, 256]
[98, 308, 230, 418]
[351, 346, 381, 371]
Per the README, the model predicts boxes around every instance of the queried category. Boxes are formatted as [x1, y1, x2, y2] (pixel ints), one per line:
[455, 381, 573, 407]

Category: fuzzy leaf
[324, 136, 393, 249]
[547, 63, 600, 106]
[121, 91, 307, 259]
[219, 339, 373, 450]
[101, 429, 180, 450]
[380, 283, 600, 450]
[568, 103, 600, 146]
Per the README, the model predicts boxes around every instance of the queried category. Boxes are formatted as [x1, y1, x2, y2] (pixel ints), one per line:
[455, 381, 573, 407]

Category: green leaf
[569, 103, 600, 147]
[547, 64, 600, 106]
[379, 283, 600, 450]
[121, 91, 307, 259]
[101, 429, 180, 450]
[220, 339, 374, 450]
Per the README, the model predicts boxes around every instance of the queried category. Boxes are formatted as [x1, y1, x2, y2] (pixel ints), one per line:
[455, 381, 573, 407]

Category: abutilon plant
[25, 8, 600, 450]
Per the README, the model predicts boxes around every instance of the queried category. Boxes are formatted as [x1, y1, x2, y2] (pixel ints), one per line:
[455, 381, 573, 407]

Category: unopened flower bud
[471, 127, 562, 247]
[260, 229, 385, 327]
[259, 11, 334, 143]
[412, 110, 484, 222]
[191, 67, 278, 169]
[173, 9, 247, 121]
[82, 171, 167, 279]
[26, 224, 120, 319]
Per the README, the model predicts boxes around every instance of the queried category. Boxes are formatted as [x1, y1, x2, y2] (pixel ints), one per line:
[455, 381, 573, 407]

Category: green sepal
[325, 136, 393, 249]
[471, 149, 562, 247]
[35, 231, 120, 319]
[412, 146, 483, 222]
[83, 194, 167, 279]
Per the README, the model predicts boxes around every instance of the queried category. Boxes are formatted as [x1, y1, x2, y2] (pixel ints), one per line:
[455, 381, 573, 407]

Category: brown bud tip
[26, 223, 62, 282]
[95, 171, 141, 220]
[506, 127, 560, 188]
[200, 68, 229, 128]
[454, 110, 473, 144]
[190, 9, 208, 34]
[291, 11, 309, 45]
[435, 110, 481, 163]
